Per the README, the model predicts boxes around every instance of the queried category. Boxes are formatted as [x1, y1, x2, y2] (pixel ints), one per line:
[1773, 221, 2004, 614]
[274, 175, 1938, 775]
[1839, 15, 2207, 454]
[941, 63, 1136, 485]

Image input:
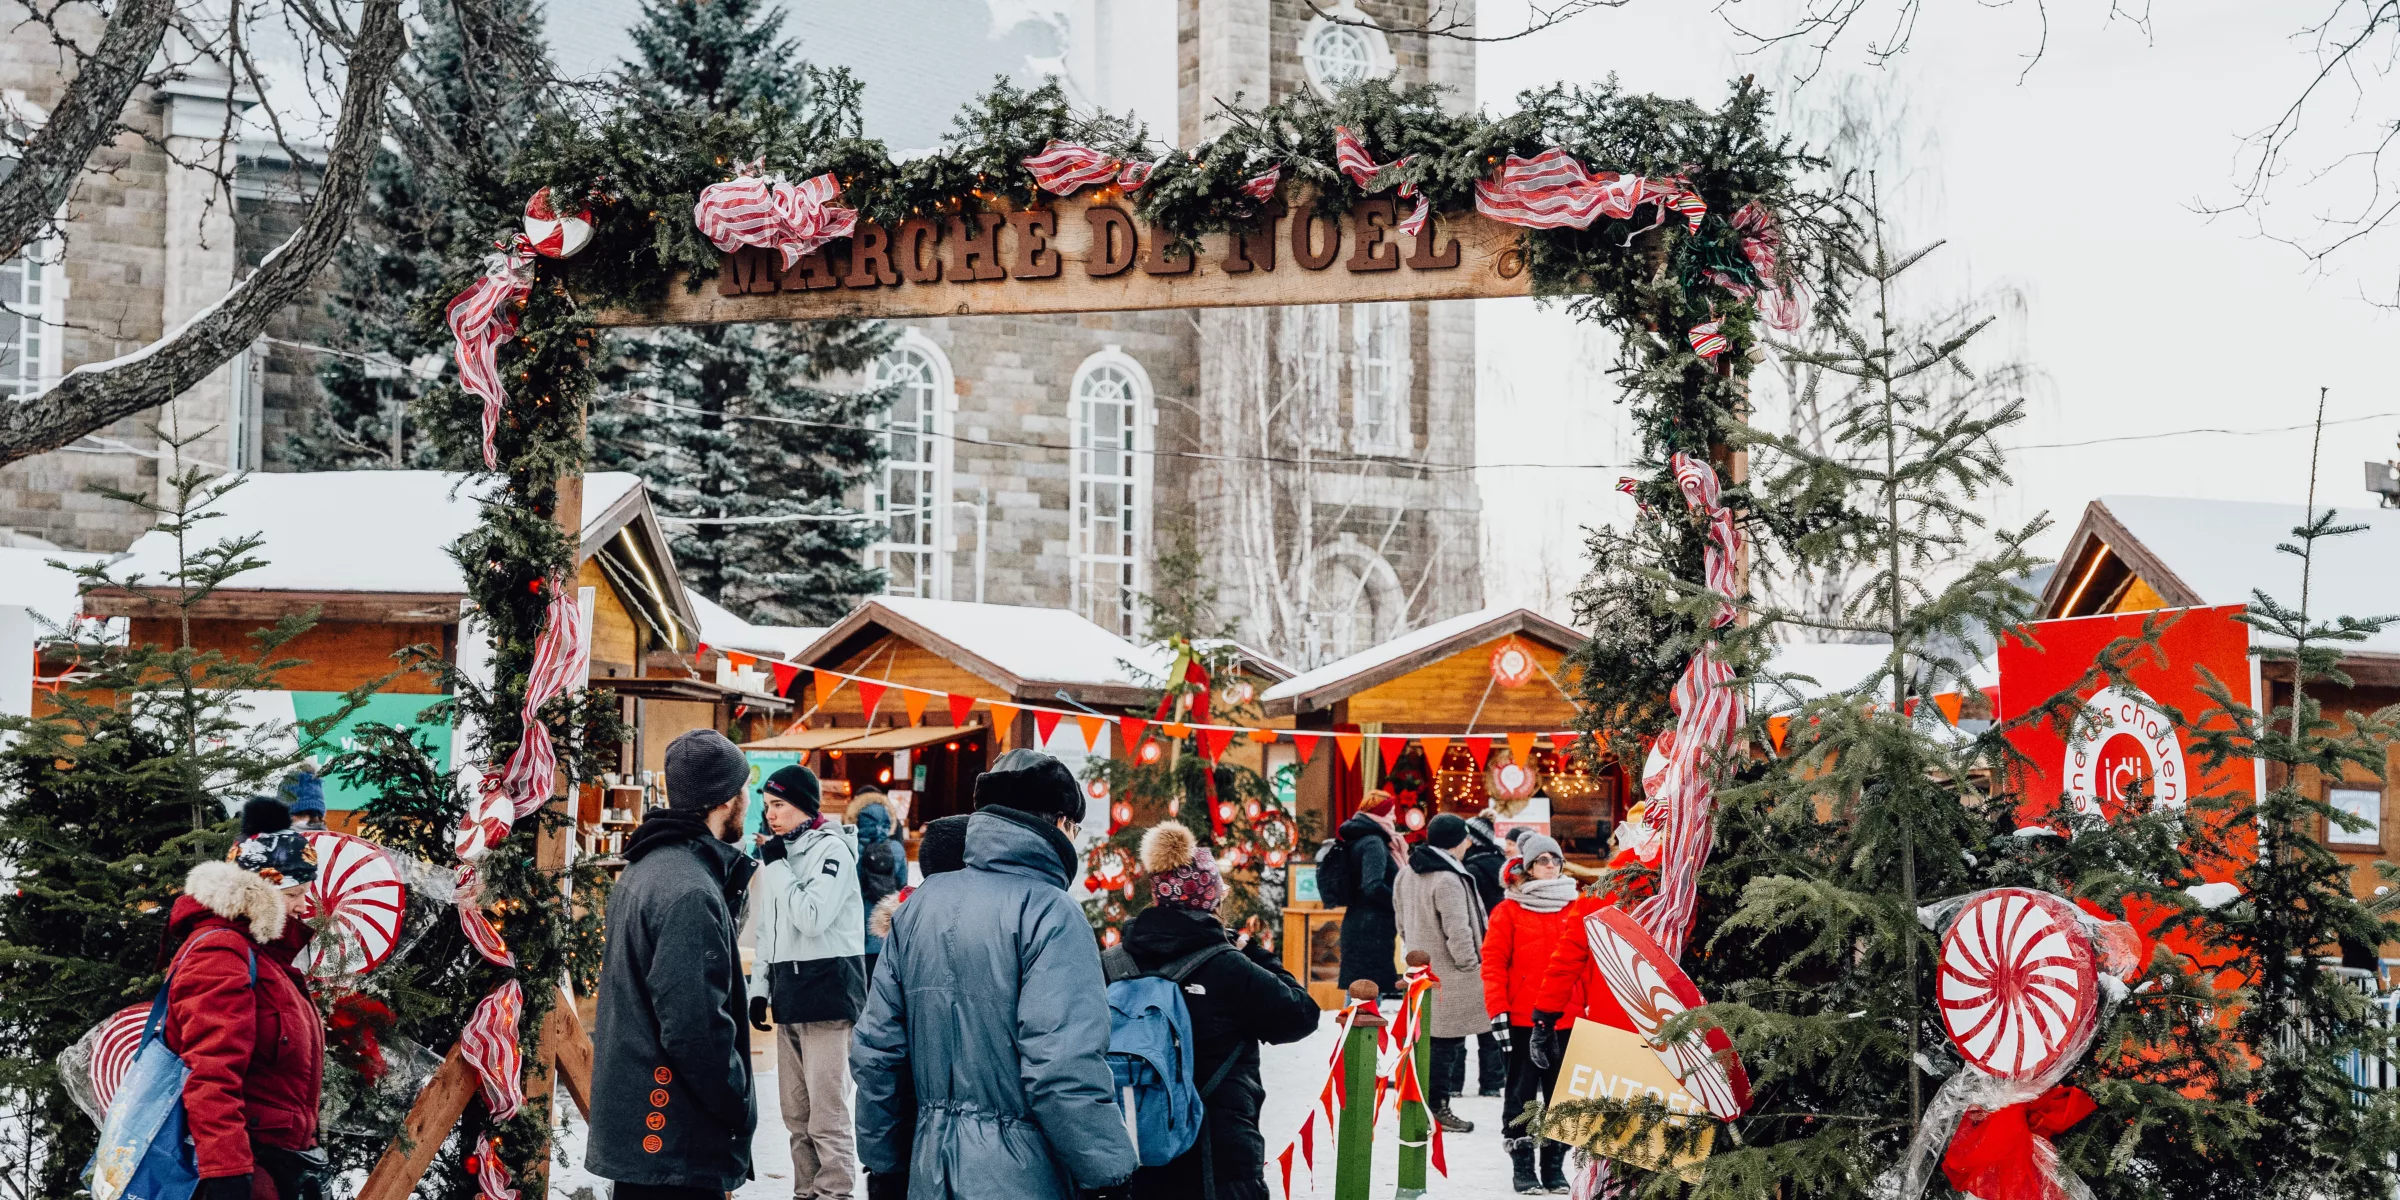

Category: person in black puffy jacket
[1335, 793, 1405, 997]
[1120, 823, 1320, 1200]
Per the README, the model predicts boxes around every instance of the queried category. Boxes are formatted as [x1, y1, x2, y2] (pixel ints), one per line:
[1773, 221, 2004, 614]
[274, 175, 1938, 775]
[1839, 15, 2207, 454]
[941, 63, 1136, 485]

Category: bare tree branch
[0, 0, 407, 467]
[1301, 0, 1626, 43]
[0, 0, 175, 263]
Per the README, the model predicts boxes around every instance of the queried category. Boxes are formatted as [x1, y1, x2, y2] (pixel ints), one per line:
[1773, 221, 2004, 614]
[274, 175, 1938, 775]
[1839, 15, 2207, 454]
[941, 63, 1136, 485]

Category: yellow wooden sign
[1545, 1018, 1717, 1181]
[593, 190, 1533, 328]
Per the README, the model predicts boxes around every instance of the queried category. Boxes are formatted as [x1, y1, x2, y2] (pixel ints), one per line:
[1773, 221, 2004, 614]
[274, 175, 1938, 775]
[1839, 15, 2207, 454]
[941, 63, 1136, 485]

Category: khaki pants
[775, 1019, 857, 1199]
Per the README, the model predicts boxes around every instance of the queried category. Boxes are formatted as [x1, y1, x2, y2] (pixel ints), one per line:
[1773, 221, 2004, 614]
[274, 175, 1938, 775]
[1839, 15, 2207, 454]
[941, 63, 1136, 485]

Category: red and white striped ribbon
[1022, 141, 1157, 194]
[471, 1135, 518, 1200]
[1687, 317, 1729, 360]
[481, 576, 591, 822]
[1240, 164, 1283, 202]
[443, 238, 536, 471]
[1734, 201, 1807, 331]
[1472, 148, 1705, 240]
[693, 163, 857, 269]
[461, 979, 526, 1120]
[1332, 126, 1430, 236]
[453, 866, 515, 967]
[1626, 453, 1744, 962]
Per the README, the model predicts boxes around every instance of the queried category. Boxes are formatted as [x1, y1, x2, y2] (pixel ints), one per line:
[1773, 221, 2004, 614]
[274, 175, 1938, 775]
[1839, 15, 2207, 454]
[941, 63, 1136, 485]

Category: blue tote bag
[85, 934, 254, 1200]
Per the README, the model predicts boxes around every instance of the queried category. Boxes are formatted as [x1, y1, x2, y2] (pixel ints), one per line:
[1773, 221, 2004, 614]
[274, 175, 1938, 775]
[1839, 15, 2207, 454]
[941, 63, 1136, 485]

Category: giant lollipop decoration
[86, 1003, 148, 1116]
[1583, 905, 1751, 1120]
[298, 831, 408, 977]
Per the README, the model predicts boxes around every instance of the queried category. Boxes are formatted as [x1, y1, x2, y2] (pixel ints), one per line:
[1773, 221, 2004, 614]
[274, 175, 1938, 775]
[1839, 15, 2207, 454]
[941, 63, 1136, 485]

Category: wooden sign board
[593, 190, 1533, 327]
[1546, 1018, 1717, 1181]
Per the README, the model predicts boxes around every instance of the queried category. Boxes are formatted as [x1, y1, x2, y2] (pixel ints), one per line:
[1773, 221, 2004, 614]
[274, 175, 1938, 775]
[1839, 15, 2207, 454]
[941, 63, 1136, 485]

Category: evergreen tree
[591, 0, 893, 623]
[0, 443, 365, 1192]
[279, 0, 551, 470]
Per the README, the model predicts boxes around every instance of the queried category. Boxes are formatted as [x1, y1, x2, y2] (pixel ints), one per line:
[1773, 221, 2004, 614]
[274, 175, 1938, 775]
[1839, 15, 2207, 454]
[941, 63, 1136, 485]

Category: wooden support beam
[546, 987, 596, 1118]
[593, 191, 1532, 327]
[357, 1042, 477, 1200]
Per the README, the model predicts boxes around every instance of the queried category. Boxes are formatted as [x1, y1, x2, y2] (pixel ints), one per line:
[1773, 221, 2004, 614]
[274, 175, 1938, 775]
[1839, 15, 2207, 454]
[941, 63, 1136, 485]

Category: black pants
[611, 1185, 721, 1200]
[1430, 1035, 1466, 1105]
[1503, 1023, 1568, 1184]
[1477, 1029, 1507, 1094]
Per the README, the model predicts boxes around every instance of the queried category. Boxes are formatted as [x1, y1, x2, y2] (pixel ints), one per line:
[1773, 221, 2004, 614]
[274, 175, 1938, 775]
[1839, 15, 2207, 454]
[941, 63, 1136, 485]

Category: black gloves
[1491, 1024, 1513, 1057]
[1529, 1011, 1564, 1070]
[199, 1177, 254, 1200]
[750, 995, 772, 1031]
[866, 1172, 910, 1200]
[757, 833, 789, 864]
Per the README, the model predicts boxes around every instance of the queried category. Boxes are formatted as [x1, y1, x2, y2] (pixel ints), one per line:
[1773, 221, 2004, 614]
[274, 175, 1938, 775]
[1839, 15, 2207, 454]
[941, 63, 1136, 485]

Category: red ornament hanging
[1489, 637, 1539, 688]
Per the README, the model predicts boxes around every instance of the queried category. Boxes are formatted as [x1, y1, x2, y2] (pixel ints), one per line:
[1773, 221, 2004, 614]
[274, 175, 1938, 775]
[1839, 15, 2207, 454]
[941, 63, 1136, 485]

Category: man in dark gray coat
[852, 749, 1135, 1200]
[587, 729, 760, 1199]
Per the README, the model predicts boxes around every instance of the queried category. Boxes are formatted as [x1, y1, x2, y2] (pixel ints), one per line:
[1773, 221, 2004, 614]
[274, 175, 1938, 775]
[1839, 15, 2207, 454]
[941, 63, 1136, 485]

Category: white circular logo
[2063, 685, 2186, 814]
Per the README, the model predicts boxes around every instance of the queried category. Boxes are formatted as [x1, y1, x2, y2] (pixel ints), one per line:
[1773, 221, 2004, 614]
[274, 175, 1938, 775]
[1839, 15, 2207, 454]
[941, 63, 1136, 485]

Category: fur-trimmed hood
[868, 888, 909, 939]
[178, 860, 288, 944]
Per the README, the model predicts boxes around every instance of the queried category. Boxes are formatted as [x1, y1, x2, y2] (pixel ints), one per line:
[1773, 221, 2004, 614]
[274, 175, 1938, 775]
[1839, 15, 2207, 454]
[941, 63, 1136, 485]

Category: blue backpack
[1101, 942, 1237, 1168]
[85, 932, 255, 1200]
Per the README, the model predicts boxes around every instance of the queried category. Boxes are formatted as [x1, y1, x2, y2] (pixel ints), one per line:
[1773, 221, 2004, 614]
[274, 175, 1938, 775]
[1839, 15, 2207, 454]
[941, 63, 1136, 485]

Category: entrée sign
[592, 190, 1534, 327]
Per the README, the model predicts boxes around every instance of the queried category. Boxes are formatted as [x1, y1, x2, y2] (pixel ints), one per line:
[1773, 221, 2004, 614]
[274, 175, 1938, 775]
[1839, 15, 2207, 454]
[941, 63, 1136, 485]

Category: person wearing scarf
[1334, 791, 1409, 997]
[1478, 834, 1581, 1193]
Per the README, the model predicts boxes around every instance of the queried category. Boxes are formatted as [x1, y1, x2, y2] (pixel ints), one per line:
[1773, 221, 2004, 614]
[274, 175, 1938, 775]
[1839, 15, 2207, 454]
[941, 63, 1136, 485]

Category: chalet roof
[98, 470, 698, 636]
[687, 588, 825, 660]
[1259, 606, 1583, 715]
[2043, 495, 2400, 659]
[799, 597, 1172, 708]
[0, 546, 106, 627]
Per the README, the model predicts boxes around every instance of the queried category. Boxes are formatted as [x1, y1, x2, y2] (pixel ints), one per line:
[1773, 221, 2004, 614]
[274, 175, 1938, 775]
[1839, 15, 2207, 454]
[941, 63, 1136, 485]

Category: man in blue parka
[851, 750, 1134, 1200]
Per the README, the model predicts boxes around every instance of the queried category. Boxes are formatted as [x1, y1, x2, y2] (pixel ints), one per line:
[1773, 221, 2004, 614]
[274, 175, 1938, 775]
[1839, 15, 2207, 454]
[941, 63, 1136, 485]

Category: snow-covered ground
[547, 1010, 1519, 1198]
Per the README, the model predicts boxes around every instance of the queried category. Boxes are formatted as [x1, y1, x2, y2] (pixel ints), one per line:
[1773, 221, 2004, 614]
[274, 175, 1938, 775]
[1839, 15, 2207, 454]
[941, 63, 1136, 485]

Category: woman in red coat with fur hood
[1479, 834, 1581, 1194]
[162, 799, 327, 1200]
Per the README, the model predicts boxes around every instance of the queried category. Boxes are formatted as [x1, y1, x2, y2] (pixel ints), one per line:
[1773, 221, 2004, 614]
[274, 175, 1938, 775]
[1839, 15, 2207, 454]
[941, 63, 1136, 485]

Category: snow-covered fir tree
[590, 0, 891, 624]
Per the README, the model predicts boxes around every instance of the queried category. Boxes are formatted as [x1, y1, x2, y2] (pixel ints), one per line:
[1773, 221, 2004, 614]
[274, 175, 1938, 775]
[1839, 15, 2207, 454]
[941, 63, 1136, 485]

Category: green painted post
[1335, 978, 1386, 1200]
[1397, 951, 1433, 1198]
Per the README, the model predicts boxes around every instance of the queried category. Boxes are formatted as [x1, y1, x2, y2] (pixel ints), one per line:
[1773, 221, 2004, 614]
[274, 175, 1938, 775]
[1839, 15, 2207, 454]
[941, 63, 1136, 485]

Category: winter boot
[1539, 1140, 1571, 1193]
[1509, 1140, 1541, 1193]
[1433, 1099, 1475, 1134]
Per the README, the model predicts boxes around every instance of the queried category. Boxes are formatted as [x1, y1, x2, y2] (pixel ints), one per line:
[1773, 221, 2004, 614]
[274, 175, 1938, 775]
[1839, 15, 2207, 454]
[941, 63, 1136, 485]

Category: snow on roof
[0, 546, 107, 626]
[686, 588, 824, 660]
[868, 596, 1171, 686]
[1759, 641, 1897, 708]
[2100, 494, 2400, 656]
[108, 471, 647, 594]
[1260, 606, 1542, 704]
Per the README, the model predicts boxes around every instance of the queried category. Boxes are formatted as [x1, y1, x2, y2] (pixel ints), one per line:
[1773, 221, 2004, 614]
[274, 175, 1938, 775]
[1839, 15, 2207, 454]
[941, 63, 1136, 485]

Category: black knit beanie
[664, 729, 750, 810]
[240, 796, 291, 837]
[1426, 812, 1471, 851]
[918, 813, 972, 877]
[973, 749, 1082, 821]
[763, 764, 822, 815]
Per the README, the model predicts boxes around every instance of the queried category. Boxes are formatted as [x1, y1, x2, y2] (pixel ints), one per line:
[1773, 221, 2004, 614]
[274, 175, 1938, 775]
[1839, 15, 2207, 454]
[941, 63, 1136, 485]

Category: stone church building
[1, 0, 1486, 672]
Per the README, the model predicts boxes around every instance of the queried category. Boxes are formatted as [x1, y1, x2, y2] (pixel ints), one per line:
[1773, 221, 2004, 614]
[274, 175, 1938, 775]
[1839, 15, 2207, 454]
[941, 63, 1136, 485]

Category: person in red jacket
[1479, 834, 1581, 1194]
[164, 799, 327, 1200]
[1528, 805, 1661, 1069]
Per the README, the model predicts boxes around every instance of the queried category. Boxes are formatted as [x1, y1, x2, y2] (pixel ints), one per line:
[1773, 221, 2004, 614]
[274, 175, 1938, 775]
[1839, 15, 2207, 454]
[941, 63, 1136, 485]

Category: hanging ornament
[1138, 739, 1165, 765]
[1110, 800, 1134, 828]
[1216, 800, 1238, 824]
[1402, 806, 1426, 832]
[1221, 678, 1257, 708]
[1102, 926, 1123, 948]
[1489, 638, 1538, 688]
[1688, 317, 1729, 360]
[521, 187, 594, 259]
[296, 831, 408, 978]
[1244, 798, 1263, 820]
[1486, 753, 1540, 805]
[1266, 847, 1288, 868]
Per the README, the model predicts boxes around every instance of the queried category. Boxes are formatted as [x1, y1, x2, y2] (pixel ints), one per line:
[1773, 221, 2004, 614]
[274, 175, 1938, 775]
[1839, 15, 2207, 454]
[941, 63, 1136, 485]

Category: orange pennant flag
[1934, 692, 1964, 725]
[724, 650, 757, 670]
[1766, 715, 1792, 754]
[1162, 723, 1193, 739]
[1505, 731, 1536, 766]
[986, 702, 1020, 735]
[1247, 728, 1279, 744]
[902, 689, 930, 726]
[1333, 732, 1363, 767]
[813, 669, 838, 704]
[1076, 715, 1107, 752]
[1418, 737, 1451, 770]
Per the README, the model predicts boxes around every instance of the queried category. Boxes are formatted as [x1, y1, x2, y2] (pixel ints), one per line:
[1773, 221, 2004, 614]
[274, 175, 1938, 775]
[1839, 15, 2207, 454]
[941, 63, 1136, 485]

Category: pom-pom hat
[1142, 821, 1223, 913]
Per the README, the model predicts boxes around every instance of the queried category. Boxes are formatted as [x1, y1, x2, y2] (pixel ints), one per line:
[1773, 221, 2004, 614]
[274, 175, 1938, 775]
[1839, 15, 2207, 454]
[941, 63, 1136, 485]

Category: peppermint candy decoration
[1937, 888, 2101, 1081]
[521, 187, 593, 259]
[1583, 905, 1751, 1120]
[297, 831, 407, 977]
[86, 1003, 148, 1115]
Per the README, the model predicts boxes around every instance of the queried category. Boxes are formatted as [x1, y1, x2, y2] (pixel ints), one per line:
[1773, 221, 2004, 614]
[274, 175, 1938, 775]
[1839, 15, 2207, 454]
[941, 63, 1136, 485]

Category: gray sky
[546, 0, 2400, 619]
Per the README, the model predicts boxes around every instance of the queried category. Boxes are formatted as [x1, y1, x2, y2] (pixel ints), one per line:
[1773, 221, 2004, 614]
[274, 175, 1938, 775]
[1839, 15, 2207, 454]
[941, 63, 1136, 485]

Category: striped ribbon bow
[692, 163, 857, 269]
[461, 979, 526, 1121]
[443, 238, 535, 471]
[1687, 317, 1729, 360]
[1625, 453, 1744, 963]
[1239, 163, 1282, 202]
[452, 865, 515, 967]
[1333, 126, 1430, 236]
[480, 576, 590, 821]
[1022, 140, 1158, 193]
[469, 1135, 518, 1200]
[1702, 201, 1807, 332]
[1472, 148, 1706, 241]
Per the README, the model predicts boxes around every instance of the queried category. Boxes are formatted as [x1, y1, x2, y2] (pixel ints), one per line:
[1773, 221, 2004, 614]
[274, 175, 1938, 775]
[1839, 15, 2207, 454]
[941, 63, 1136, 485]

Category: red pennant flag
[1377, 736, 1405, 774]
[1767, 714, 1792, 754]
[1119, 716, 1149, 756]
[813, 669, 838, 703]
[1292, 733, 1321, 762]
[768, 661, 799, 695]
[901, 689, 930, 726]
[1034, 709, 1062, 745]
[856, 681, 888, 719]
[1198, 727, 1235, 761]
[724, 650, 756, 670]
[1300, 1110, 1317, 1165]
[1278, 1144, 1296, 1197]
[694, 642, 710, 659]
[1934, 692, 1964, 725]
[1505, 730, 1536, 766]
[1465, 736, 1493, 766]
[1904, 697, 1920, 717]
[1333, 732, 1362, 766]
[1550, 731, 1576, 755]
[1419, 736, 1451, 770]
[1431, 1109, 1448, 1176]
[987, 703, 1021, 737]
[947, 692, 976, 726]
[1076, 715, 1106, 752]
[1982, 684, 2003, 721]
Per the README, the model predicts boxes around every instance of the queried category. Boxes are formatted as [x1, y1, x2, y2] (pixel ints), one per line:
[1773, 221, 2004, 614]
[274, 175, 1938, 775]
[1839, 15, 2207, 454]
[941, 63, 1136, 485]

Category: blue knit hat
[284, 769, 327, 817]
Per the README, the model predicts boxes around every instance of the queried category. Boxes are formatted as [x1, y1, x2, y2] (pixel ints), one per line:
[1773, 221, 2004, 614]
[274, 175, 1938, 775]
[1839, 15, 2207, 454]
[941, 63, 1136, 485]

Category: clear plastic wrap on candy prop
[1877, 887, 2141, 1200]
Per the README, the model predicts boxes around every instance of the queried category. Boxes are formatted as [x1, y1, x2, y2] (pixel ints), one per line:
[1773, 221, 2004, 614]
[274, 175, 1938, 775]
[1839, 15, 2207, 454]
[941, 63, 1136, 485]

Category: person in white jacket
[747, 764, 863, 1200]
